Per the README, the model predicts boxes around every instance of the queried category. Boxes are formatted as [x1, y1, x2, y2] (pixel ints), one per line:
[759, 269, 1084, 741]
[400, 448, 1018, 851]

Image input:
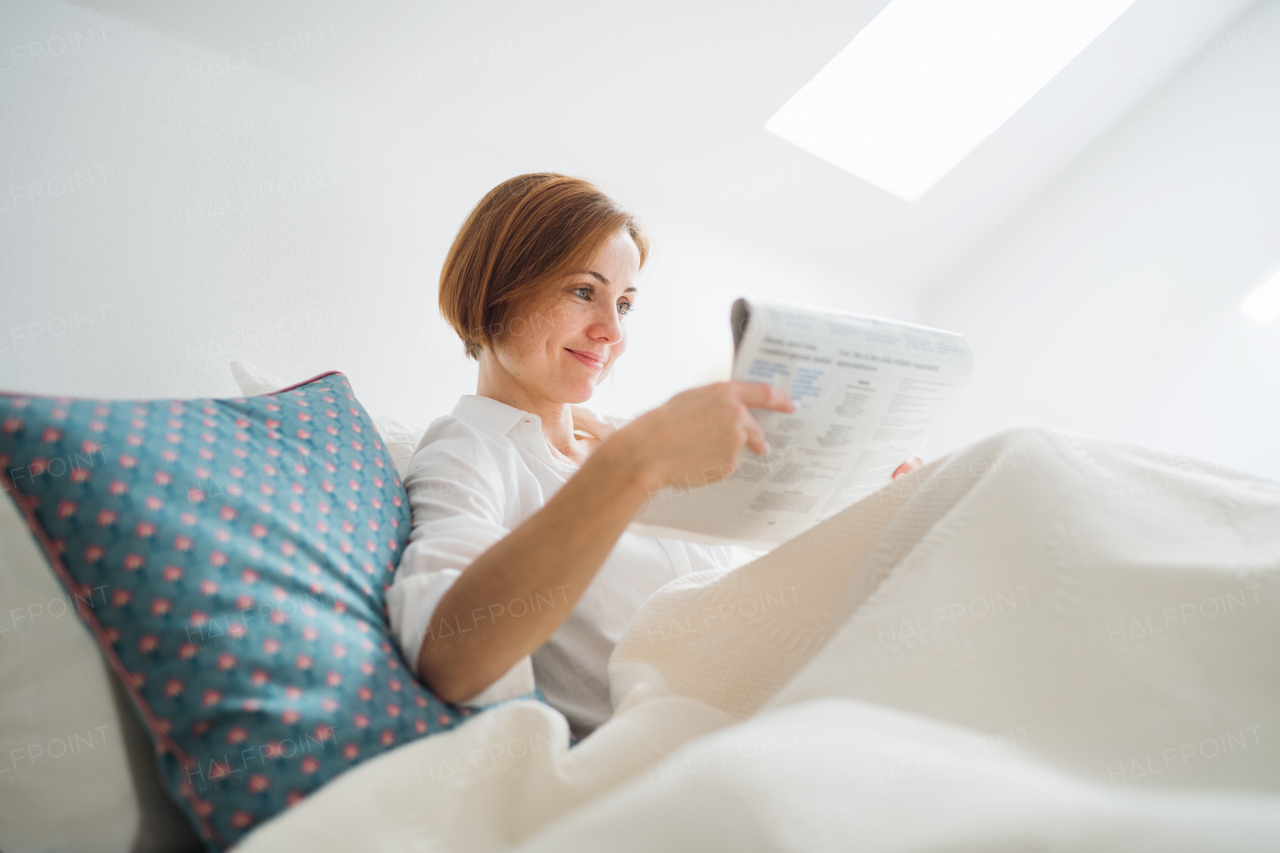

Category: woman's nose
[590, 305, 624, 342]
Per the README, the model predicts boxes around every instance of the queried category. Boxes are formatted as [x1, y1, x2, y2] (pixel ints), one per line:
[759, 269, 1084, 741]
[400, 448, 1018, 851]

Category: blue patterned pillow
[0, 372, 522, 850]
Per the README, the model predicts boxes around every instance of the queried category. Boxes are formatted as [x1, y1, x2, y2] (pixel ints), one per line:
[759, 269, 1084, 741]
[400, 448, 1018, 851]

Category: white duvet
[237, 427, 1280, 852]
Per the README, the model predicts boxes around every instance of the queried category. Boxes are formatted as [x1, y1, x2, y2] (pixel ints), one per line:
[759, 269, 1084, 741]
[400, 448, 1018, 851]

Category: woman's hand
[608, 381, 797, 496]
[418, 381, 792, 704]
[892, 456, 924, 480]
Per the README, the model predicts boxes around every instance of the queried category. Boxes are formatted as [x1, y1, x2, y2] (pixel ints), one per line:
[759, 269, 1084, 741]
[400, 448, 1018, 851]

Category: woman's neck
[476, 357, 589, 465]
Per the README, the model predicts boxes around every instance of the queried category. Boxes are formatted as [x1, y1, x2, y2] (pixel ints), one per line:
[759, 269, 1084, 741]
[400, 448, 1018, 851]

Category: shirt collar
[451, 394, 532, 438]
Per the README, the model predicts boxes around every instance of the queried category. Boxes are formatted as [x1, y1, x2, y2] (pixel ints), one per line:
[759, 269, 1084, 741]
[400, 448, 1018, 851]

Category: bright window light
[765, 0, 1140, 201]
[1242, 268, 1280, 324]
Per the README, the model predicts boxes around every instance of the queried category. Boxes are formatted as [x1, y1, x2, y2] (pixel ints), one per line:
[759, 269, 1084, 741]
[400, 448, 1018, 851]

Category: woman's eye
[573, 286, 592, 299]
[617, 301, 633, 316]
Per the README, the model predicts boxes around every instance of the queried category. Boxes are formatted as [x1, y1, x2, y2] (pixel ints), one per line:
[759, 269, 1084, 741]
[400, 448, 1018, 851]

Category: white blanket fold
[237, 427, 1280, 852]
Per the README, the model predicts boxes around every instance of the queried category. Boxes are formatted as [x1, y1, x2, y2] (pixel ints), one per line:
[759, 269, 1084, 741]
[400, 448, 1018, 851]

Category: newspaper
[627, 298, 973, 548]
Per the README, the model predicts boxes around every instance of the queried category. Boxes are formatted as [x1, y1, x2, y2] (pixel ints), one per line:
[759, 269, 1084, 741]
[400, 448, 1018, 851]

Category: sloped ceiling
[71, 0, 1259, 295]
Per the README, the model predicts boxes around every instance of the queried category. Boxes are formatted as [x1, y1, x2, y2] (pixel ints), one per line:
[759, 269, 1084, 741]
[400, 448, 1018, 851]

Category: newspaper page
[627, 298, 973, 548]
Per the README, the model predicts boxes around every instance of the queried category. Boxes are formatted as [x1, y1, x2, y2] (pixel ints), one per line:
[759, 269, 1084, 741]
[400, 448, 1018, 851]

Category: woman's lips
[566, 348, 604, 370]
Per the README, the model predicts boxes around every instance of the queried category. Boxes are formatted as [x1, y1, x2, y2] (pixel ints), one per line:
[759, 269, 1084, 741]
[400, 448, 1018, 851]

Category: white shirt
[386, 394, 763, 737]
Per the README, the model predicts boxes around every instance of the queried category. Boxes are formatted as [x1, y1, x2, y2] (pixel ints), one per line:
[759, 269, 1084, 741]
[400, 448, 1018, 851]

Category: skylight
[765, 0, 1141, 201]
[1242, 268, 1280, 324]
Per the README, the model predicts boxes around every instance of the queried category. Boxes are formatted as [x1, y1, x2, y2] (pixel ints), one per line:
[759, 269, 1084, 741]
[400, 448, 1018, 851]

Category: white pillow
[0, 497, 202, 853]
[229, 360, 425, 478]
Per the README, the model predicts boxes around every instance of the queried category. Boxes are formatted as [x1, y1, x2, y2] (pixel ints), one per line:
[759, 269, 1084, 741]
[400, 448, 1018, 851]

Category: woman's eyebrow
[580, 270, 637, 293]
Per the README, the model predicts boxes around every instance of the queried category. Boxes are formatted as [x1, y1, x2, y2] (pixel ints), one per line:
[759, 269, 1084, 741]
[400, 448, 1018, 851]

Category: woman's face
[490, 229, 640, 405]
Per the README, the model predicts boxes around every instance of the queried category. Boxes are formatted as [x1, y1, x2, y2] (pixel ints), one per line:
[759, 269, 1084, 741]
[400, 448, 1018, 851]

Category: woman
[387, 173, 921, 738]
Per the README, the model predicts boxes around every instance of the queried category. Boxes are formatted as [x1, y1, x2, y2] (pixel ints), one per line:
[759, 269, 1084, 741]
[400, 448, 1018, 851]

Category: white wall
[0, 0, 911, 429]
[10, 0, 1276, 481]
[922, 0, 1280, 480]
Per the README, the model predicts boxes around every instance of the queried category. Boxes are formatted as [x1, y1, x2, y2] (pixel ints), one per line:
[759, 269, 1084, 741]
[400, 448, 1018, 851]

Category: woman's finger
[740, 409, 771, 457]
[891, 456, 924, 480]
[732, 382, 796, 413]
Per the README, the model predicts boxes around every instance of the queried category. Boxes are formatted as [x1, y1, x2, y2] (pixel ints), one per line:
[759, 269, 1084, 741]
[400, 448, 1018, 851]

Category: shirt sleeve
[386, 425, 535, 706]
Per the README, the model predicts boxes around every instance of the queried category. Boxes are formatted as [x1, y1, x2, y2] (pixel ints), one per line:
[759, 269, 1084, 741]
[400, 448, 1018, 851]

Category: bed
[2, 374, 1277, 852]
[241, 425, 1280, 850]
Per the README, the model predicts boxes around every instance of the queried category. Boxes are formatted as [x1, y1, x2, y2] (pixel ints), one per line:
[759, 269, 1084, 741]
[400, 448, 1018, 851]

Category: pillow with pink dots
[230, 360, 425, 479]
[0, 371, 533, 851]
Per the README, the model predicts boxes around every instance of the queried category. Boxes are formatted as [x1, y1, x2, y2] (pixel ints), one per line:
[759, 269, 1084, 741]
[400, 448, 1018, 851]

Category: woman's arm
[417, 381, 795, 703]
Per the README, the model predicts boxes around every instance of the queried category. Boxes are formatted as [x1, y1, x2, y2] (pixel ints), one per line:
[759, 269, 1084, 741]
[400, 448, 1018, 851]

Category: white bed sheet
[236, 426, 1280, 852]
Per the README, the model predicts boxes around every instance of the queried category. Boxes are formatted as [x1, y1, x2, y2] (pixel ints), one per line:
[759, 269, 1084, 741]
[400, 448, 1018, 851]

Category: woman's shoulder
[405, 412, 512, 479]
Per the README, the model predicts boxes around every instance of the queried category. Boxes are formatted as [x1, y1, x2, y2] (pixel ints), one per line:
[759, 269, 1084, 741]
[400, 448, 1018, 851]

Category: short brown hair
[439, 173, 649, 360]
